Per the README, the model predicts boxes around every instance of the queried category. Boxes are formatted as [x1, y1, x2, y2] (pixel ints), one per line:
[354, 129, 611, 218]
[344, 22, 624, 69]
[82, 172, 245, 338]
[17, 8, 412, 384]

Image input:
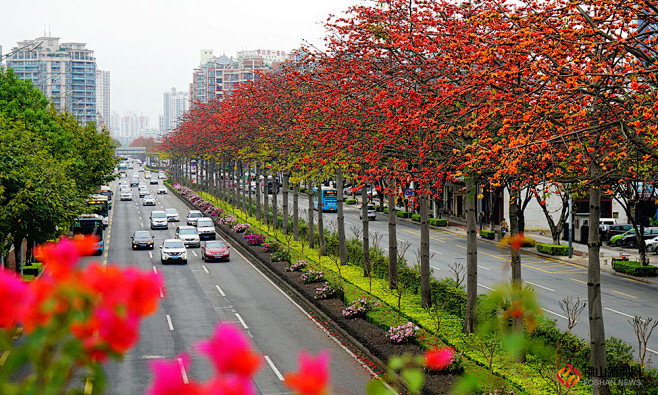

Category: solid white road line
[202, 265, 210, 274]
[477, 265, 491, 271]
[526, 281, 555, 292]
[152, 266, 158, 274]
[477, 282, 494, 291]
[264, 355, 285, 381]
[231, 246, 380, 378]
[216, 285, 226, 297]
[647, 348, 658, 355]
[166, 314, 174, 331]
[430, 249, 443, 255]
[542, 308, 568, 320]
[604, 307, 638, 321]
[235, 313, 248, 329]
[177, 357, 189, 384]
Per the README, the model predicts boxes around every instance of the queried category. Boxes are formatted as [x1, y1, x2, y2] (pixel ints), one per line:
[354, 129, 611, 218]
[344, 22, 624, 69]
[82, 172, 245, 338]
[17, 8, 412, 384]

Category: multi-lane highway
[91, 173, 374, 394]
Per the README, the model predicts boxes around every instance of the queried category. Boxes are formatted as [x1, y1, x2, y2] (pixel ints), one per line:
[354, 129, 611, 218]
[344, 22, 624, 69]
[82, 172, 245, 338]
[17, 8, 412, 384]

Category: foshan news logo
[558, 364, 582, 388]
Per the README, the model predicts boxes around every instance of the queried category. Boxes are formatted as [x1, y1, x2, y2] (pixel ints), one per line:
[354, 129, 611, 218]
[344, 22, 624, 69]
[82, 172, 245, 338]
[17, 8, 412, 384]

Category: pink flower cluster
[147, 322, 331, 395]
[386, 322, 420, 343]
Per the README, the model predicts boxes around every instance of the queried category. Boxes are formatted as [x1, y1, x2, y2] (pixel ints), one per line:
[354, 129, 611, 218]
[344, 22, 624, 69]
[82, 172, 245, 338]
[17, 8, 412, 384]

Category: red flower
[424, 347, 455, 371]
[284, 350, 331, 395]
[196, 322, 262, 377]
[35, 236, 93, 279]
[202, 375, 256, 395]
[0, 269, 28, 328]
[95, 307, 140, 353]
[21, 279, 56, 333]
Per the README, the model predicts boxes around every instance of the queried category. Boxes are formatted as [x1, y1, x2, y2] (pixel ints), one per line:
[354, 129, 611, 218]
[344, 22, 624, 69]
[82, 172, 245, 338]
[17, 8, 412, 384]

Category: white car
[120, 191, 133, 201]
[646, 235, 658, 253]
[139, 188, 149, 198]
[165, 208, 180, 222]
[196, 217, 216, 240]
[158, 173, 166, 179]
[150, 210, 168, 229]
[175, 226, 200, 248]
[186, 210, 203, 226]
[160, 239, 187, 264]
[157, 186, 167, 194]
[143, 195, 156, 206]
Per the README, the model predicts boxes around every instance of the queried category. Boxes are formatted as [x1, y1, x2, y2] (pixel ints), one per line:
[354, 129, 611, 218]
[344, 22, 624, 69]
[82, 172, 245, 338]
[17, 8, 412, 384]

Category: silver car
[196, 217, 216, 240]
[160, 239, 187, 264]
[165, 208, 180, 222]
[175, 226, 200, 248]
[186, 210, 203, 226]
[143, 195, 156, 206]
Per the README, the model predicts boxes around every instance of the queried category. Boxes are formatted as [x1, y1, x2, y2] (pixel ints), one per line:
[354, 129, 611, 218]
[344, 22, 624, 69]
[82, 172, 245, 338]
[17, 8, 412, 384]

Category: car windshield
[205, 241, 226, 249]
[189, 212, 202, 218]
[164, 240, 184, 248]
[165, 209, 177, 214]
[145, 195, 154, 199]
[134, 231, 151, 238]
[197, 219, 213, 226]
[179, 229, 197, 235]
[152, 212, 166, 218]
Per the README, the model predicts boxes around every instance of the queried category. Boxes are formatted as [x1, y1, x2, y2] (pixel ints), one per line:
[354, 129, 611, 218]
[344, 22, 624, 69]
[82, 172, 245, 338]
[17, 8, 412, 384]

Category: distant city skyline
[0, 0, 355, 123]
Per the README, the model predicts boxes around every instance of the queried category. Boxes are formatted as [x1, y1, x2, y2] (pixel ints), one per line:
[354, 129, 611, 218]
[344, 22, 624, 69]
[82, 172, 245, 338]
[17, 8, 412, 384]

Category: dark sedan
[132, 230, 155, 250]
[201, 240, 230, 262]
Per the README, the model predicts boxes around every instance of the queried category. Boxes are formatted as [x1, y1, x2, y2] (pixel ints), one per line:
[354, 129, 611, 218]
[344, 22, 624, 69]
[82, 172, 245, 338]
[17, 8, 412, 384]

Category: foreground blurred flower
[147, 353, 204, 395]
[424, 347, 455, 371]
[196, 322, 262, 377]
[35, 235, 99, 279]
[0, 270, 28, 328]
[285, 350, 331, 395]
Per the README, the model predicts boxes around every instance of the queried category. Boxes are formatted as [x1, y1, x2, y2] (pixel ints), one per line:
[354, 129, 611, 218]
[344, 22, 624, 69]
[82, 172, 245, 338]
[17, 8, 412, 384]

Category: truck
[72, 214, 104, 255]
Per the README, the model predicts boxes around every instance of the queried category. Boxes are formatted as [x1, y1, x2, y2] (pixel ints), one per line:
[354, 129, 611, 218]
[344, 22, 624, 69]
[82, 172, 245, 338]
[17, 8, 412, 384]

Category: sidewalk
[411, 213, 658, 285]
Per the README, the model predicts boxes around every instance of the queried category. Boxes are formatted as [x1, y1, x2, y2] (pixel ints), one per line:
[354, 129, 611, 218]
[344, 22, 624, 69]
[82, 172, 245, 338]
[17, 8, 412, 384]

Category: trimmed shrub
[536, 243, 569, 256]
[430, 278, 467, 318]
[480, 230, 495, 240]
[429, 218, 448, 227]
[612, 260, 658, 276]
[375, 206, 385, 212]
[411, 214, 421, 222]
[396, 210, 411, 218]
[383, 207, 389, 214]
[345, 198, 357, 205]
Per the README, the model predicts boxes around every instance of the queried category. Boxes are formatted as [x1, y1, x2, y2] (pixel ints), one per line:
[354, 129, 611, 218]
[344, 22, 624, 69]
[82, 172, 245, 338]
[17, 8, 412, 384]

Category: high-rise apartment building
[96, 70, 110, 132]
[161, 88, 189, 133]
[5, 36, 97, 125]
[189, 49, 271, 104]
[110, 111, 149, 145]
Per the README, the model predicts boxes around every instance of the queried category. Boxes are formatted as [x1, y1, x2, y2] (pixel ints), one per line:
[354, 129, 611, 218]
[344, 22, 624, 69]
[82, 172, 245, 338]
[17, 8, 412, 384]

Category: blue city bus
[313, 187, 338, 212]
[72, 214, 104, 255]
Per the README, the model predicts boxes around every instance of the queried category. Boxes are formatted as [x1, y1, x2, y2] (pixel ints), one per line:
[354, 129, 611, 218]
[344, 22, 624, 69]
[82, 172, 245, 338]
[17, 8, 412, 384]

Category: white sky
[0, 0, 357, 125]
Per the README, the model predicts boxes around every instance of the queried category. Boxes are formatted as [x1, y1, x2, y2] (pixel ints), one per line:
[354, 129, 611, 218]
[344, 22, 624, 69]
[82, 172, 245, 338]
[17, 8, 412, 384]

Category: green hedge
[480, 230, 495, 240]
[396, 210, 411, 218]
[612, 260, 658, 276]
[429, 218, 448, 227]
[536, 243, 569, 256]
[411, 214, 421, 222]
[383, 207, 389, 214]
[345, 198, 357, 205]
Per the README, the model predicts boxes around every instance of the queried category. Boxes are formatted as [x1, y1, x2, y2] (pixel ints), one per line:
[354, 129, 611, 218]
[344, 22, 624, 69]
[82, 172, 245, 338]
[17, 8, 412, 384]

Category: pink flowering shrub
[300, 270, 324, 283]
[286, 260, 308, 272]
[232, 223, 251, 233]
[386, 322, 420, 343]
[342, 298, 380, 318]
[245, 232, 266, 246]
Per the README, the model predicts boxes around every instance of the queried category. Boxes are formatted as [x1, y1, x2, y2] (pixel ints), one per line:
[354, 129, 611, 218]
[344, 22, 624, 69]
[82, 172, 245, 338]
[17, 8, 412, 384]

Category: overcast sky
[0, 0, 357, 125]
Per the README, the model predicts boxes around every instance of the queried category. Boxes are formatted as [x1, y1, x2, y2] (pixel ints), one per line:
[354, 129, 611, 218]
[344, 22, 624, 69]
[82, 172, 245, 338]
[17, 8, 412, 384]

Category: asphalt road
[89, 175, 374, 394]
[248, 187, 658, 366]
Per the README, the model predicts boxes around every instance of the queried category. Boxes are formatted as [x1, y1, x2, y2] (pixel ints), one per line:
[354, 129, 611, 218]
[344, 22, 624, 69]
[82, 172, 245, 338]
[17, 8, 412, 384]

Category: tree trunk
[283, 173, 289, 234]
[13, 238, 23, 274]
[420, 193, 431, 308]
[272, 170, 279, 230]
[588, 163, 611, 395]
[317, 181, 325, 256]
[293, 184, 299, 241]
[464, 178, 478, 333]
[388, 188, 398, 289]
[308, 181, 314, 248]
[362, 180, 370, 277]
[509, 185, 525, 363]
[248, 164, 253, 217]
[336, 168, 347, 265]
[264, 166, 270, 226]
[255, 163, 261, 222]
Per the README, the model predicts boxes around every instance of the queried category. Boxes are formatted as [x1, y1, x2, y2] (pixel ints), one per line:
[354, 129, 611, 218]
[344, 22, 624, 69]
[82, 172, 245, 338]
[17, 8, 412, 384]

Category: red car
[201, 240, 231, 262]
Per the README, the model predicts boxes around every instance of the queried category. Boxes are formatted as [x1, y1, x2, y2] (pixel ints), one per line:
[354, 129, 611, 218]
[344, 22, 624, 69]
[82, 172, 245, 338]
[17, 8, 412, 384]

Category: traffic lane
[104, 182, 218, 393]
[187, 237, 375, 394]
